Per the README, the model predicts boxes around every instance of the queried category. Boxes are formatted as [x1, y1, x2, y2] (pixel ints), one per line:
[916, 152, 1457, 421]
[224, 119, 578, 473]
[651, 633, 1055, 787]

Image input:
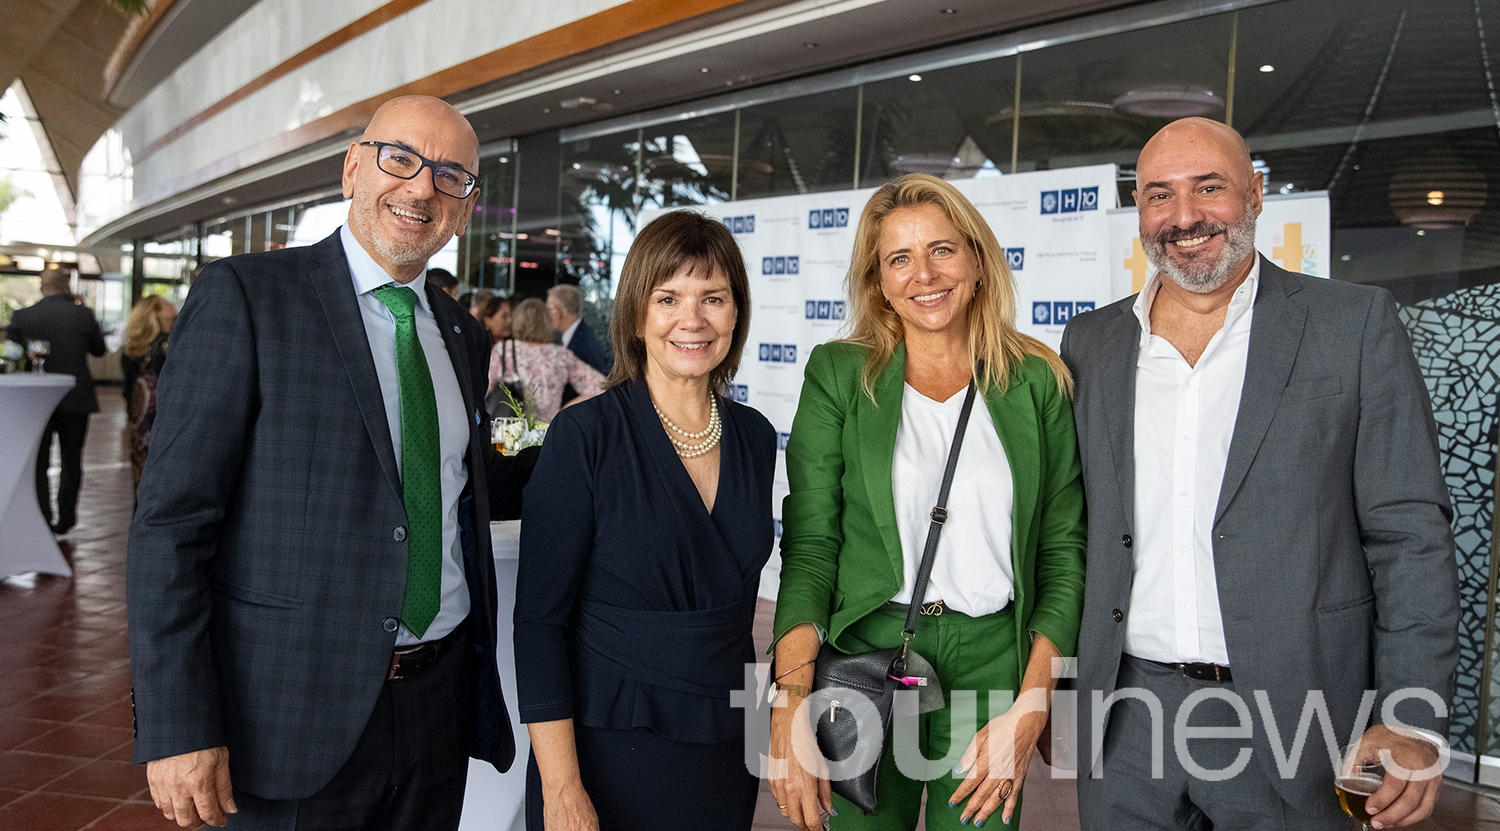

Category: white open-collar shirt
[1126, 259, 1260, 666]
[891, 383, 1015, 616]
[341, 224, 471, 647]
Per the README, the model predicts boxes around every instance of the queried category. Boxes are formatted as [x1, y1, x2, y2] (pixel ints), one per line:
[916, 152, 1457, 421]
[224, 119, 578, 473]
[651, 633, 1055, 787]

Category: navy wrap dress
[515, 379, 775, 829]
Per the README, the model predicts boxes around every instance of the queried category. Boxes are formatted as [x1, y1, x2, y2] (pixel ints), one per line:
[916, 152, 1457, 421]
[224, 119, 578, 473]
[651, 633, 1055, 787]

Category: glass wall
[458, 144, 518, 293]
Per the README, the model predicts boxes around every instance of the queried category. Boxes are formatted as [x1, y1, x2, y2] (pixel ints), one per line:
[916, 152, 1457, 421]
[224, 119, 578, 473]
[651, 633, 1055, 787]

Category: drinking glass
[1336, 743, 1387, 830]
[491, 417, 526, 455]
[26, 340, 50, 374]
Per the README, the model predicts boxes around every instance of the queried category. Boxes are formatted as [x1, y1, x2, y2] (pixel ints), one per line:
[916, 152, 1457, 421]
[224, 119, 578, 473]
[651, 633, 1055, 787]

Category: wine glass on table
[27, 340, 50, 374]
[1337, 743, 1386, 830]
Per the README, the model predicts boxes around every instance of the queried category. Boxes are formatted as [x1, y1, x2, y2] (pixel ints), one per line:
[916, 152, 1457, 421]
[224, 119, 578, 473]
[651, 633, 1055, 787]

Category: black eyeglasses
[358, 140, 478, 199]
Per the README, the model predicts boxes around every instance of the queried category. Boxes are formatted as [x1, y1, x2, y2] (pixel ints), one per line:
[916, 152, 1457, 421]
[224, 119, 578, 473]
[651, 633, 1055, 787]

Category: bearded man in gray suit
[129, 96, 534, 829]
[1061, 118, 1458, 830]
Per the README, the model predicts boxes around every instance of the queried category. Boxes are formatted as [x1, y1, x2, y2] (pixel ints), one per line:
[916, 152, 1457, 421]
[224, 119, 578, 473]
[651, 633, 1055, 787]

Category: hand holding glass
[1337, 743, 1386, 830]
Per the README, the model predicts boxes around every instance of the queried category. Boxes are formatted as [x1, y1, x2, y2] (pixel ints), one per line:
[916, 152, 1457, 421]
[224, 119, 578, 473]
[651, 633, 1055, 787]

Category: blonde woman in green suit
[768, 174, 1087, 831]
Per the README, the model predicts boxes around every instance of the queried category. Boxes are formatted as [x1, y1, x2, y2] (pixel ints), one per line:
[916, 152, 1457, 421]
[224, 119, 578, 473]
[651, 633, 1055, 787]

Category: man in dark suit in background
[1062, 118, 1457, 830]
[547, 283, 610, 405]
[7, 268, 106, 534]
[546, 282, 610, 374]
[129, 95, 536, 830]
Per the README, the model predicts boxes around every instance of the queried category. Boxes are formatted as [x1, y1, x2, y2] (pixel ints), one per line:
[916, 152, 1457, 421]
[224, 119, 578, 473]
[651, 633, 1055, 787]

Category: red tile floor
[2, 394, 1496, 830]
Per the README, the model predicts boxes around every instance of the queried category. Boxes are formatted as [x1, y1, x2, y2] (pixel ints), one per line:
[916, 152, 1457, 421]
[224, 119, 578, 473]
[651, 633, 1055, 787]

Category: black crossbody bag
[811, 378, 979, 814]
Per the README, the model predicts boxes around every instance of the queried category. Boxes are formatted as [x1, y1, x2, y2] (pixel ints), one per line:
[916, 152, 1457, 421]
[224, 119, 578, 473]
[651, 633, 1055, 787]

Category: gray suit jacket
[1061, 259, 1459, 817]
[127, 231, 531, 799]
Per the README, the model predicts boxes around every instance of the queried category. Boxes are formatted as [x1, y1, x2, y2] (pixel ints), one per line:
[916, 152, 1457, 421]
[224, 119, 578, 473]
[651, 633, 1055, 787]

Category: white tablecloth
[459, 520, 527, 831]
[0, 374, 76, 580]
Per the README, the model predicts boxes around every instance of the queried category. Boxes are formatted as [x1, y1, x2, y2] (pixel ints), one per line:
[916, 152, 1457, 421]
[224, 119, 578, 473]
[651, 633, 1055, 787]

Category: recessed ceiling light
[613, 89, 621, 95]
[803, 42, 819, 48]
[1259, 64, 1274, 72]
[543, 107, 551, 113]
[700, 67, 711, 73]
[941, 8, 957, 13]
[909, 74, 923, 82]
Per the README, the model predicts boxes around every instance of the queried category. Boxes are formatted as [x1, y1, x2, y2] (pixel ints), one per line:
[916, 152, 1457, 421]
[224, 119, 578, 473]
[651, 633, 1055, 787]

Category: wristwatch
[766, 681, 812, 704]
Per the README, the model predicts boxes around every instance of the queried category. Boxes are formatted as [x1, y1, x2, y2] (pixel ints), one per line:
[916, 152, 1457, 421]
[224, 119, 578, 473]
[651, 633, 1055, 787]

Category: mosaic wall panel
[1401, 284, 1500, 756]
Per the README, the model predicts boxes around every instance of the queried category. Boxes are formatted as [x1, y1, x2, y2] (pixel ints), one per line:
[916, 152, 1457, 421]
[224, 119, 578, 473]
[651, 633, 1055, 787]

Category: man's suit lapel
[1214, 259, 1306, 523]
[1102, 305, 1141, 531]
[428, 286, 482, 434]
[308, 233, 403, 502]
[858, 345, 907, 582]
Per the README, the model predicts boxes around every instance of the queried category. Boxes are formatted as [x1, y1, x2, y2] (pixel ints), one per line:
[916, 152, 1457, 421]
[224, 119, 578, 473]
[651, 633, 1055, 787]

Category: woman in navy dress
[515, 210, 774, 830]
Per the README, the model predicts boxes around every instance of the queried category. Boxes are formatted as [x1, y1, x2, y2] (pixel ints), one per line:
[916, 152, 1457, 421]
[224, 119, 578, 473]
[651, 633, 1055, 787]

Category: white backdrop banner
[638, 165, 1119, 598]
[1107, 190, 1332, 300]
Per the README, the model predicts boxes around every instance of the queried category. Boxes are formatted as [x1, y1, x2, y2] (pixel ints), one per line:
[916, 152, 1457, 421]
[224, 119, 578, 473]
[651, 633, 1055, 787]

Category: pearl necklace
[654, 394, 722, 458]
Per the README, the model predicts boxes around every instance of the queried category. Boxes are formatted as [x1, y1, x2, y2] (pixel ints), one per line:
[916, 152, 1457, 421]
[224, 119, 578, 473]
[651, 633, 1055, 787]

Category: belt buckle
[920, 599, 945, 616]
[387, 643, 430, 681]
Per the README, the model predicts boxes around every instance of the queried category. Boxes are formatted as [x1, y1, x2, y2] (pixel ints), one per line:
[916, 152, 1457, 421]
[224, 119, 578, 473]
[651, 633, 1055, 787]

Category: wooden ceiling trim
[128, 0, 436, 162]
[133, 0, 744, 165]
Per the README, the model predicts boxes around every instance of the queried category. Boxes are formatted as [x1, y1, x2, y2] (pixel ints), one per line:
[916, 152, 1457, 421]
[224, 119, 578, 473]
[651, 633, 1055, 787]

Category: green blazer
[772, 341, 1087, 678]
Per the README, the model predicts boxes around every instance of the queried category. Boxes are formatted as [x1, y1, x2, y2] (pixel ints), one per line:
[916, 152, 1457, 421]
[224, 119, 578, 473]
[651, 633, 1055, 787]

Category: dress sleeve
[513, 407, 596, 723]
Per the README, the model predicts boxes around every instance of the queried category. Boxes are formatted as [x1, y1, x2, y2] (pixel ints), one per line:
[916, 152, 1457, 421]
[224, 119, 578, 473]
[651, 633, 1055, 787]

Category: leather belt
[1147, 659, 1233, 683]
[387, 628, 459, 682]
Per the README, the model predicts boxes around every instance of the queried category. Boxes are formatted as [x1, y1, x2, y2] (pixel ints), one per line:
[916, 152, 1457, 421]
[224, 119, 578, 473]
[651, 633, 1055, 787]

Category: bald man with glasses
[129, 96, 536, 830]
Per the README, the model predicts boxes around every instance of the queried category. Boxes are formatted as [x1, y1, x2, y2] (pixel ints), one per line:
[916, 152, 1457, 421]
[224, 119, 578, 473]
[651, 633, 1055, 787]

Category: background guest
[426, 266, 460, 299]
[478, 294, 513, 342]
[121, 295, 177, 491]
[7, 267, 107, 535]
[490, 298, 604, 422]
[469, 287, 496, 321]
[547, 283, 612, 411]
[515, 209, 772, 831]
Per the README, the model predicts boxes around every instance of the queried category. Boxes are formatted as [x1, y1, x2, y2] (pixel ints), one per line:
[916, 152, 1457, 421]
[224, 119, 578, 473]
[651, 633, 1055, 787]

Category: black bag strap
[901, 375, 980, 640]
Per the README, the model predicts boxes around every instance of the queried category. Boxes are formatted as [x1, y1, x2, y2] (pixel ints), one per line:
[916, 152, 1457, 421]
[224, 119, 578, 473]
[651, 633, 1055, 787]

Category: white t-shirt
[890, 383, 1015, 617]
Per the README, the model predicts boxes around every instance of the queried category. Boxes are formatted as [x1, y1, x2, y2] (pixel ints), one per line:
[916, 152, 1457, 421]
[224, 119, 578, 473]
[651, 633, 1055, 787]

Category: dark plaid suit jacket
[127, 231, 529, 799]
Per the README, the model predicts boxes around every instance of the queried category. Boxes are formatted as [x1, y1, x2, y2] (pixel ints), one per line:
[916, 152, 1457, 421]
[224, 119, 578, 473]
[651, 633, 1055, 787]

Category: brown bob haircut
[607, 210, 751, 392]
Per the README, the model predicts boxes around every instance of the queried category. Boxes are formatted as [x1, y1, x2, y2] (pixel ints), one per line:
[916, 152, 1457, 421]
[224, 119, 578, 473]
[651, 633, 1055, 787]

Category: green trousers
[828, 604, 1023, 831]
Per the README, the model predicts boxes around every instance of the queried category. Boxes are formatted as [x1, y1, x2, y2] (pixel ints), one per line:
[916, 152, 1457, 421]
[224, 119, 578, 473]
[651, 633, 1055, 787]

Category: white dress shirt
[891, 383, 1015, 616]
[341, 224, 471, 646]
[559, 317, 580, 348]
[1126, 260, 1260, 666]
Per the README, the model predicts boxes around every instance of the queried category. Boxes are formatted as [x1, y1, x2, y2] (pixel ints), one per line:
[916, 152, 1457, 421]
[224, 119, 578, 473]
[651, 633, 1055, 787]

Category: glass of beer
[26, 340, 50, 374]
[491, 417, 526, 454]
[1336, 743, 1386, 830]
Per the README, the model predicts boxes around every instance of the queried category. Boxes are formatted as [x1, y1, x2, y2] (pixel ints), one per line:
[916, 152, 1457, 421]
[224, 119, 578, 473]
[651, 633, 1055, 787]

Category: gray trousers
[1077, 655, 1349, 831]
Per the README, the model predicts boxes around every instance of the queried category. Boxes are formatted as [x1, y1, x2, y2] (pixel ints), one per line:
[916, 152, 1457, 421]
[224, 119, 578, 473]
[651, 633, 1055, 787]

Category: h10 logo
[758, 343, 799, 363]
[1004, 248, 1025, 271]
[761, 256, 801, 275]
[1040, 187, 1100, 215]
[777, 432, 791, 451]
[728, 384, 749, 403]
[722, 215, 755, 234]
[804, 300, 846, 320]
[1031, 301, 1097, 326]
[808, 208, 850, 229]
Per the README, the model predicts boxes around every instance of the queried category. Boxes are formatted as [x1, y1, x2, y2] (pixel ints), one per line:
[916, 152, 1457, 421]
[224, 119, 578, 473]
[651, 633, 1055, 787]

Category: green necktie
[371, 285, 443, 638]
